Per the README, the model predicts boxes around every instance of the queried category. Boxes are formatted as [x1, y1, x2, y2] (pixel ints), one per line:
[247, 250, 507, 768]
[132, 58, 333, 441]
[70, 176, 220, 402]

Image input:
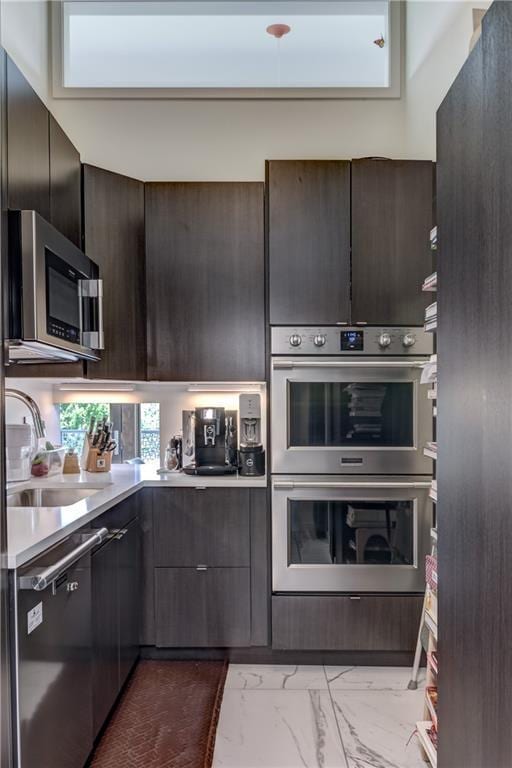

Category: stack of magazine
[424, 301, 437, 332]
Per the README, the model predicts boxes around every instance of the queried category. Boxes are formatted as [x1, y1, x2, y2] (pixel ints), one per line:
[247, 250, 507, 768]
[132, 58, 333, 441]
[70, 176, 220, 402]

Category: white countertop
[6, 465, 267, 569]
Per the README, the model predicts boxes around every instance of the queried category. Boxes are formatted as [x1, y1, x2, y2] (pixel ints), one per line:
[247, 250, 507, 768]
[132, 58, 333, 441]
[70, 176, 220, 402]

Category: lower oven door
[271, 357, 432, 475]
[272, 476, 432, 593]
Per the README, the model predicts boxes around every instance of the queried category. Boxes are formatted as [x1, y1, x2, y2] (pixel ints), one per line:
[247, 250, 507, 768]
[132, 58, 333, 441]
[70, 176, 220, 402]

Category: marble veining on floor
[213, 665, 425, 768]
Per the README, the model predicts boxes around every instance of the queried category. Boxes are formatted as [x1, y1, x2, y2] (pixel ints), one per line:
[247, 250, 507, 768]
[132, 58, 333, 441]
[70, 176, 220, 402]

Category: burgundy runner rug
[89, 660, 228, 768]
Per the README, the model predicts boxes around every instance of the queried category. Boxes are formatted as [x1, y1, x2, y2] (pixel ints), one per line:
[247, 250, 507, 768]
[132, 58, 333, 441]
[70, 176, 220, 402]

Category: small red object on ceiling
[267, 23, 291, 39]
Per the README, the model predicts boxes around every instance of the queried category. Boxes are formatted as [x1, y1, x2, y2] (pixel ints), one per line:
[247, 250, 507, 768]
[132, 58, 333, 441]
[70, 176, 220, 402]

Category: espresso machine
[239, 393, 265, 477]
[183, 407, 238, 475]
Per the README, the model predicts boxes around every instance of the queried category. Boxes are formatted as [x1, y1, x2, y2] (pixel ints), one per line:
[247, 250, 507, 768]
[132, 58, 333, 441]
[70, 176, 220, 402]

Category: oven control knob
[402, 333, 416, 348]
[378, 332, 392, 348]
[313, 334, 327, 347]
[289, 334, 302, 347]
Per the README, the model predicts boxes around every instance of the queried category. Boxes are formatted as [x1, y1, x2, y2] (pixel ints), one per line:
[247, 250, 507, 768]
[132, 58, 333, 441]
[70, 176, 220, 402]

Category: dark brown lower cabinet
[155, 567, 251, 648]
[153, 488, 250, 567]
[272, 595, 422, 651]
[92, 504, 139, 738]
[92, 534, 119, 737]
[142, 488, 269, 649]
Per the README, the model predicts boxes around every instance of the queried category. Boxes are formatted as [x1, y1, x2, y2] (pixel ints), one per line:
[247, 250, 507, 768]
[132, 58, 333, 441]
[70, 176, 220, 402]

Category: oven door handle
[273, 481, 432, 490]
[272, 360, 426, 370]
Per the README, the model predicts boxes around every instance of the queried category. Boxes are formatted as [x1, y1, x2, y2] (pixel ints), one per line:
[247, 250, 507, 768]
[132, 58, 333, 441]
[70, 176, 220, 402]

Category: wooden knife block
[82, 437, 113, 473]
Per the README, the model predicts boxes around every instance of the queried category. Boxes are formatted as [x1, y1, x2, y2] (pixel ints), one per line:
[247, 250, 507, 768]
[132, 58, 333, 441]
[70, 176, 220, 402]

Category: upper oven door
[272, 476, 432, 592]
[271, 357, 433, 475]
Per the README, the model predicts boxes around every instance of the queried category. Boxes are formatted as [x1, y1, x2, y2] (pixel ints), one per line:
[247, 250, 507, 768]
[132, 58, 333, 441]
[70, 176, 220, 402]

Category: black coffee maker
[183, 407, 237, 475]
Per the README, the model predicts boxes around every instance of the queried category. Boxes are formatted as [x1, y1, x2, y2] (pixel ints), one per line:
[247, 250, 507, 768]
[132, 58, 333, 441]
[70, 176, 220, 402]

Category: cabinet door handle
[195, 486, 207, 491]
[349, 596, 361, 601]
[196, 565, 208, 571]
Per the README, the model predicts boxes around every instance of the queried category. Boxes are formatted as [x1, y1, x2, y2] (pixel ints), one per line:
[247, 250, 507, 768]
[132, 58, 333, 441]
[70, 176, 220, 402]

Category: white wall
[404, 0, 490, 158]
[5, 379, 61, 445]
[0, 1, 488, 177]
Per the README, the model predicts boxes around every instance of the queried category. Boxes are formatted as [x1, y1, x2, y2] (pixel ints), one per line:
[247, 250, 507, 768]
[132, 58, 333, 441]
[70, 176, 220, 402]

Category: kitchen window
[59, 402, 160, 464]
[53, 0, 401, 98]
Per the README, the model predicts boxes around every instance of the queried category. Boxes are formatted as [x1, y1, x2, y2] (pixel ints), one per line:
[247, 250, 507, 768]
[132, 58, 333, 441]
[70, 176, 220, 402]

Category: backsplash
[5, 378, 267, 467]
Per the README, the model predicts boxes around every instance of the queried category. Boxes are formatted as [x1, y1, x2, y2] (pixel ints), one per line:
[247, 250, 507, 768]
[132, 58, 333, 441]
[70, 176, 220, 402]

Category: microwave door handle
[78, 279, 104, 350]
[272, 360, 425, 370]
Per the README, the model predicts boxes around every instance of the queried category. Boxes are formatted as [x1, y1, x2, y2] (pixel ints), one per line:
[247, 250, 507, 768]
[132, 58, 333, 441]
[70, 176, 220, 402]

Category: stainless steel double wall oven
[270, 326, 433, 593]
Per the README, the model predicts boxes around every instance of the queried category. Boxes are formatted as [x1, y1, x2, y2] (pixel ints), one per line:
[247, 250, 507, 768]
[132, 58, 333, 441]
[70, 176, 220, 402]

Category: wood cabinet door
[351, 159, 434, 326]
[83, 165, 146, 380]
[272, 594, 422, 651]
[118, 518, 140, 684]
[145, 182, 265, 381]
[267, 160, 351, 325]
[49, 114, 81, 247]
[155, 567, 251, 647]
[92, 539, 119, 738]
[6, 56, 50, 218]
[153, 488, 250, 567]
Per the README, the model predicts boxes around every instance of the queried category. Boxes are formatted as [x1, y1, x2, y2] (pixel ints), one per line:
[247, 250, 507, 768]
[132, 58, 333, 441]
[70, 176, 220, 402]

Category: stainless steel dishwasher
[13, 527, 107, 768]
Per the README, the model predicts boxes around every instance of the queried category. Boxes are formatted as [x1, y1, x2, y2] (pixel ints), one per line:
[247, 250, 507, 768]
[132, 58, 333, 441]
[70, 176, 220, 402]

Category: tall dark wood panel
[351, 159, 434, 326]
[5, 58, 84, 379]
[145, 182, 265, 381]
[84, 165, 146, 380]
[437, 4, 512, 766]
[267, 160, 351, 325]
[6, 56, 49, 218]
[49, 115, 81, 247]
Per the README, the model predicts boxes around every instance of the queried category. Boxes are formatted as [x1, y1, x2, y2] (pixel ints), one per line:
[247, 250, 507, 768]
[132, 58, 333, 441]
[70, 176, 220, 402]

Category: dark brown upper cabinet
[6, 56, 50, 219]
[351, 158, 435, 326]
[49, 115, 81, 248]
[5, 57, 84, 378]
[145, 182, 265, 381]
[83, 165, 146, 381]
[267, 160, 351, 325]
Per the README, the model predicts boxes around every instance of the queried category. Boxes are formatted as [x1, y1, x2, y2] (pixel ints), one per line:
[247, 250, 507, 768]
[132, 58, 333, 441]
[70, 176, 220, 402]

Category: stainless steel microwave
[7, 210, 104, 363]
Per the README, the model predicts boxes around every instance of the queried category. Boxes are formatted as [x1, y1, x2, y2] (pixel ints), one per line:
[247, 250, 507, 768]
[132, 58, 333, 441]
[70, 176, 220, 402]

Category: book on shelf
[422, 272, 437, 292]
[425, 302, 438, 319]
[424, 441, 437, 459]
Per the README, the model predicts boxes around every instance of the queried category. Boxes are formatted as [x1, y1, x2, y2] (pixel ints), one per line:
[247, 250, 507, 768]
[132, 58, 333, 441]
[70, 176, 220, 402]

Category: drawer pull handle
[349, 596, 361, 601]
[196, 565, 208, 571]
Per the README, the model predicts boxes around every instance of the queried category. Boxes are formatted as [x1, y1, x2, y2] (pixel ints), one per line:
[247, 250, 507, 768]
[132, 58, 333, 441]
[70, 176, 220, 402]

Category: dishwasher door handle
[19, 527, 109, 591]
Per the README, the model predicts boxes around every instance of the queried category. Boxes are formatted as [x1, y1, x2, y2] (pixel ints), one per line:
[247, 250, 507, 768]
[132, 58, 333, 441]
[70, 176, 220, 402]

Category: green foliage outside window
[59, 403, 109, 430]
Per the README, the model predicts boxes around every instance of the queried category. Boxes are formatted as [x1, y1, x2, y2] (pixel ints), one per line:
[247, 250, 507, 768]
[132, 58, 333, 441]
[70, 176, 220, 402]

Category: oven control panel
[271, 326, 433, 356]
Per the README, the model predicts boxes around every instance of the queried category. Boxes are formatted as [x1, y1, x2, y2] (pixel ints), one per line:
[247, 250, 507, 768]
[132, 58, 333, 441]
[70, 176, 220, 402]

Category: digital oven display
[340, 330, 364, 351]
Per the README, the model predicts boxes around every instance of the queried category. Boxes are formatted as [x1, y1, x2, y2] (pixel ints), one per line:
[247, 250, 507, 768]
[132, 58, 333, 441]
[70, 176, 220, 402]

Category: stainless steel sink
[7, 486, 105, 508]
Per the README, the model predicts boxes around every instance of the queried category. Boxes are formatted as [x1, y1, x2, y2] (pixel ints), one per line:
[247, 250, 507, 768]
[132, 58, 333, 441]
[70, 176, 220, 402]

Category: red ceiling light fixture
[266, 23, 291, 39]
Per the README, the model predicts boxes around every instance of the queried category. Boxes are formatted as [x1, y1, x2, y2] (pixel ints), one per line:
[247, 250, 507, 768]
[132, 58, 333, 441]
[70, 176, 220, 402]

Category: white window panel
[57, 1, 396, 95]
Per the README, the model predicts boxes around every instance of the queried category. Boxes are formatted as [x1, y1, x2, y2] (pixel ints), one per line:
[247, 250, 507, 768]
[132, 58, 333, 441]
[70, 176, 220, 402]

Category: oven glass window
[47, 267, 80, 329]
[289, 499, 414, 566]
[288, 381, 414, 447]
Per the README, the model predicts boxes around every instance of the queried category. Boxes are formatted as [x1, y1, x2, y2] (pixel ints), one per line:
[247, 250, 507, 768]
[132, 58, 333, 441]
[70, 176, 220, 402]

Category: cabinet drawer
[272, 595, 422, 651]
[155, 567, 251, 647]
[153, 488, 250, 567]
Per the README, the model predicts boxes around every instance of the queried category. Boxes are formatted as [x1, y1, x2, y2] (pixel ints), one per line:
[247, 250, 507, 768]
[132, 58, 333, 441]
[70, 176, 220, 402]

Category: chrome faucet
[5, 389, 46, 439]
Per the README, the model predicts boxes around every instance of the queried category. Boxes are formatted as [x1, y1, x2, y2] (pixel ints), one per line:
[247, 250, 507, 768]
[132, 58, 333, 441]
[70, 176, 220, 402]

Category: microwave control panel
[271, 326, 434, 356]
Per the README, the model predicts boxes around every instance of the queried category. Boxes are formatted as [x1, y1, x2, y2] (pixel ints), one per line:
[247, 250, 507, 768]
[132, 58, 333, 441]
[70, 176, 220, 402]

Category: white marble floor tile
[331, 690, 425, 768]
[225, 664, 328, 691]
[213, 689, 348, 768]
[325, 667, 425, 692]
